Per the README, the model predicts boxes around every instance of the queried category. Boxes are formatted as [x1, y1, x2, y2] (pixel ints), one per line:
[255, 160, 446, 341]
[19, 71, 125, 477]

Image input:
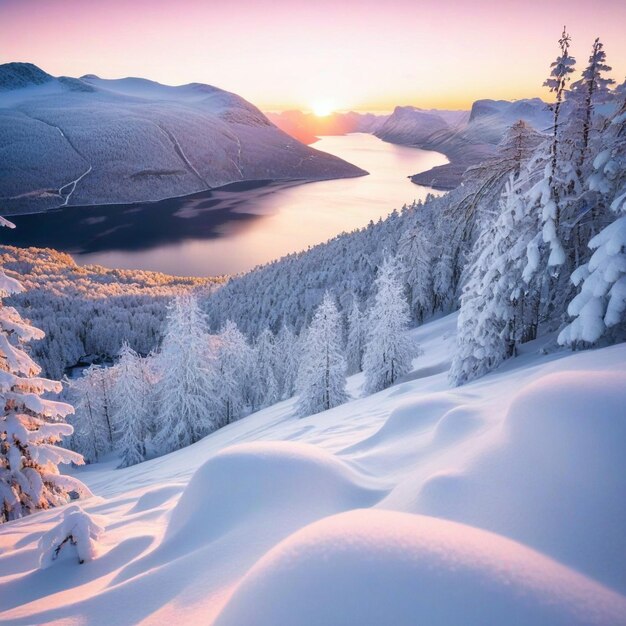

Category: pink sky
[1, 0, 624, 111]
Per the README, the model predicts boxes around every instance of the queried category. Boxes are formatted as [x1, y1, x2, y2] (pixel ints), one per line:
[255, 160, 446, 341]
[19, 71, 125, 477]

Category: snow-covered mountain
[376, 99, 551, 189]
[464, 97, 551, 142]
[1, 313, 624, 624]
[0, 63, 366, 214]
[374, 105, 467, 146]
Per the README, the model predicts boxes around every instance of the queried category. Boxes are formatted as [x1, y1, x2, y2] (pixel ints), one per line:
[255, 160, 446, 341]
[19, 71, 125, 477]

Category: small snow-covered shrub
[38, 505, 104, 568]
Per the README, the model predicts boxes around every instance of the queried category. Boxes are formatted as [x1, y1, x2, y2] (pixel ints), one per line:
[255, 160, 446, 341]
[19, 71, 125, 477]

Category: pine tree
[137, 354, 158, 438]
[253, 328, 280, 409]
[568, 38, 615, 175]
[432, 250, 455, 312]
[113, 342, 147, 468]
[363, 259, 413, 393]
[559, 98, 626, 345]
[215, 320, 251, 426]
[450, 176, 538, 385]
[296, 292, 348, 416]
[65, 365, 116, 463]
[398, 224, 434, 322]
[542, 26, 577, 265]
[154, 295, 216, 454]
[497, 120, 546, 179]
[90, 366, 116, 450]
[275, 324, 299, 399]
[0, 218, 90, 522]
[346, 298, 365, 375]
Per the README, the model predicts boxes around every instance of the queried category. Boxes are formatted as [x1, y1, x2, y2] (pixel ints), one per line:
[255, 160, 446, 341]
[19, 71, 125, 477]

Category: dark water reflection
[4, 134, 447, 276]
[5, 180, 294, 256]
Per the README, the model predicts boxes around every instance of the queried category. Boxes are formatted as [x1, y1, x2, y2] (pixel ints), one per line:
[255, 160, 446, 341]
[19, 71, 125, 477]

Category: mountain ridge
[375, 98, 551, 189]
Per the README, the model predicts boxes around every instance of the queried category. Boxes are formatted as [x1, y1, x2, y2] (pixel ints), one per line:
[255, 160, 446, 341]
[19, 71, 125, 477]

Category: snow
[0, 63, 366, 214]
[1, 313, 625, 624]
[215, 510, 626, 626]
[413, 369, 626, 593]
[166, 441, 384, 551]
[377, 98, 551, 190]
[38, 505, 104, 568]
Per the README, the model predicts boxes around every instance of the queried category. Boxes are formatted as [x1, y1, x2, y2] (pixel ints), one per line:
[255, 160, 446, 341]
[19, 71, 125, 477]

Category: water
[4, 134, 447, 276]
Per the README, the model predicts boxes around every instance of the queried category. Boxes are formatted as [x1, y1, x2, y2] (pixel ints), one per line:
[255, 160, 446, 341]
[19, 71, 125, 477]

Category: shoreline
[1, 169, 369, 218]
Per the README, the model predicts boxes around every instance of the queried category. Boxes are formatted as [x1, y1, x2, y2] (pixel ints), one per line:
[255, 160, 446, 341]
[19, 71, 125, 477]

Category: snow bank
[416, 370, 626, 592]
[344, 394, 458, 453]
[214, 509, 626, 626]
[166, 441, 385, 549]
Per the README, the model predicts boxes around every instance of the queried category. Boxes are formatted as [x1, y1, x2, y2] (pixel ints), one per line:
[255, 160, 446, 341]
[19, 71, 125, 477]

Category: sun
[311, 99, 334, 117]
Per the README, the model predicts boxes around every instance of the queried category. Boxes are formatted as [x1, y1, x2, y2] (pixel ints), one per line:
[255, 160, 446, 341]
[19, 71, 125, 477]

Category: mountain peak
[0, 62, 53, 90]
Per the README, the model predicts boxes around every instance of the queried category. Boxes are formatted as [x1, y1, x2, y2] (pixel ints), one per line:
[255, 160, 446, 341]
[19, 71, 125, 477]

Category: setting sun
[311, 100, 334, 117]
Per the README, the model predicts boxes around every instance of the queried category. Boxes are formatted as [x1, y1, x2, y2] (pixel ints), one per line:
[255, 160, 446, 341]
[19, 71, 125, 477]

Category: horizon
[2, 0, 624, 112]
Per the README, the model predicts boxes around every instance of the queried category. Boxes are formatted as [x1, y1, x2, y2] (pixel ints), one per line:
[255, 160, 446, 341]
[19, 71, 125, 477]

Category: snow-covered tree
[65, 374, 107, 465]
[113, 342, 148, 468]
[154, 295, 216, 454]
[90, 365, 116, 448]
[214, 320, 251, 426]
[450, 176, 539, 385]
[137, 354, 158, 438]
[296, 292, 348, 416]
[568, 37, 615, 174]
[275, 324, 299, 399]
[438, 121, 545, 297]
[398, 225, 434, 322]
[39, 504, 103, 567]
[559, 98, 626, 345]
[252, 328, 280, 409]
[0, 218, 90, 523]
[363, 259, 413, 393]
[65, 364, 116, 463]
[497, 120, 546, 179]
[432, 250, 455, 312]
[346, 298, 365, 375]
[541, 26, 577, 266]
[521, 36, 619, 336]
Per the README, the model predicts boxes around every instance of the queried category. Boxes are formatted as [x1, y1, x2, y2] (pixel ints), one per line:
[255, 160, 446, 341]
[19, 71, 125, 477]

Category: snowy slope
[1, 314, 625, 624]
[0, 63, 366, 214]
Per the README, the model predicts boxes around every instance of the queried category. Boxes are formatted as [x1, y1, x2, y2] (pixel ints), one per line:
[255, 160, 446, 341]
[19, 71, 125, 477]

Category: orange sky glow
[1, 0, 624, 112]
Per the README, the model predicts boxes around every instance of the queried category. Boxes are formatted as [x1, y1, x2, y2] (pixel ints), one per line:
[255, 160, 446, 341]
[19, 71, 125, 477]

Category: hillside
[0, 314, 624, 624]
[376, 99, 550, 189]
[0, 63, 366, 214]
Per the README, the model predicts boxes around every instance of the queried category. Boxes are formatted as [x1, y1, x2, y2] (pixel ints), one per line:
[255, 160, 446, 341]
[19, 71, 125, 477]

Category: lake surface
[5, 134, 447, 276]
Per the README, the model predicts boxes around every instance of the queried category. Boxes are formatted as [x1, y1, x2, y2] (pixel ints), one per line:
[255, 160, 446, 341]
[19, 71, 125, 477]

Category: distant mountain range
[269, 100, 552, 191]
[266, 110, 389, 145]
[375, 99, 551, 189]
[0, 63, 366, 214]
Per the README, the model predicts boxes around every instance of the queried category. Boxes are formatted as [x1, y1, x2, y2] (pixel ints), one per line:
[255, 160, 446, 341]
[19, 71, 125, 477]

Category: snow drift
[415, 369, 626, 593]
[166, 441, 385, 550]
[214, 510, 626, 626]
